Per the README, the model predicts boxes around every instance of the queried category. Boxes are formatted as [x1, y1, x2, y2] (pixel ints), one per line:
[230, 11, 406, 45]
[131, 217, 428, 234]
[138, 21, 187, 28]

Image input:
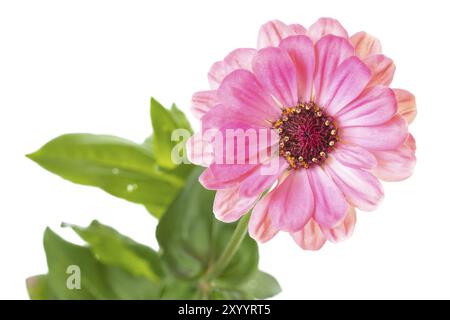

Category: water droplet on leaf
[127, 184, 138, 192]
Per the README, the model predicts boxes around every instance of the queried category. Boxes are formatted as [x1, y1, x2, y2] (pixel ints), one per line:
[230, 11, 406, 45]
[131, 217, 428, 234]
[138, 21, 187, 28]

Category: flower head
[189, 18, 416, 250]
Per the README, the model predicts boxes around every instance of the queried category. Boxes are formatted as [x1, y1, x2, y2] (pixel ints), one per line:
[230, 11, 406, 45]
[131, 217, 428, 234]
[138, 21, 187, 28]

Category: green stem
[204, 213, 251, 281]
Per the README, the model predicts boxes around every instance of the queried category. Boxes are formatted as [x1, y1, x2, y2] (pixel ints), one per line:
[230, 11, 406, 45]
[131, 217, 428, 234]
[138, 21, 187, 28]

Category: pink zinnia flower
[189, 18, 416, 250]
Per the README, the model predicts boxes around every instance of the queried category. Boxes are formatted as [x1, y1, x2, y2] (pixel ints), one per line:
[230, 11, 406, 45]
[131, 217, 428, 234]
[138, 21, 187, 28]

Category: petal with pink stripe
[213, 186, 259, 223]
[325, 156, 384, 212]
[249, 193, 279, 243]
[340, 115, 408, 151]
[307, 166, 349, 228]
[269, 170, 314, 232]
[314, 35, 355, 107]
[253, 47, 298, 107]
[291, 219, 326, 251]
[321, 56, 371, 116]
[321, 206, 357, 243]
[280, 35, 315, 101]
[336, 86, 397, 127]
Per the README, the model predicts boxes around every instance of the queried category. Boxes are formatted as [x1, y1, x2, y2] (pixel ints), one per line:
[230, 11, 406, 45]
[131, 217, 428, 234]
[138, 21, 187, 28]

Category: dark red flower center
[273, 101, 338, 169]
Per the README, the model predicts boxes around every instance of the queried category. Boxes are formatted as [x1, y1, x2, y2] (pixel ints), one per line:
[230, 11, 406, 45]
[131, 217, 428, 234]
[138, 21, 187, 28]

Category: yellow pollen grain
[287, 156, 297, 168]
[273, 119, 283, 128]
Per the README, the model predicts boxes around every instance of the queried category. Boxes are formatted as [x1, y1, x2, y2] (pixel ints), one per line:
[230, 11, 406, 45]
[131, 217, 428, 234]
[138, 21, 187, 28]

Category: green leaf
[43, 227, 116, 299]
[207, 271, 281, 300]
[160, 279, 202, 300]
[156, 167, 261, 299]
[171, 103, 193, 134]
[26, 275, 56, 300]
[66, 220, 163, 283]
[35, 227, 163, 300]
[106, 267, 161, 300]
[237, 271, 282, 299]
[27, 133, 184, 218]
[150, 98, 191, 170]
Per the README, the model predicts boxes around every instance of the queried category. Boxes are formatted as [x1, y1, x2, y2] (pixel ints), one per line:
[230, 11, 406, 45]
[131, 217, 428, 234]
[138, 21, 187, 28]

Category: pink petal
[321, 206, 357, 243]
[340, 114, 408, 151]
[186, 132, 214, 167]
[257, 20, 306, 49]
[289, 24, 308, 35]
[336, 86, 397, 127]
[217, 69, 281, 124]
[201, 104, 269, 132]
[333, 144, 377, 170]
[364, 54, 395, 87]
[239, 159, 289, 197]
[371, 134, 416, 182]
[208, 48, 257, 89]
[200, 121, 279, 170]
[269, 170, 314, 232]
[308, 17, 349, 43]
[350, 32, 382, 59]
[322, 56, 372, 116]
[213, 186, 258, 223]
[325, 156, 384, 211]
[199, 164, 257, 190]
[291, 219, 326, 251]
[209, 162, 257, 184]
[249, 193, 279, 243]
[199, 122, 282, 189]
[393, 89, 417, 124]
[307, 166, 349, 228]
[279, 35, 315, 101]
[191, 90, 218, 119]
[252, 47, 298, 107]
[314, 35, 355, 106]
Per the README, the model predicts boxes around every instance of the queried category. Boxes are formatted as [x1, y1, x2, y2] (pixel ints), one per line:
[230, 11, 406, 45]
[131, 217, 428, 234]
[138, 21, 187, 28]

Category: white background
[1, 0, 449, 299]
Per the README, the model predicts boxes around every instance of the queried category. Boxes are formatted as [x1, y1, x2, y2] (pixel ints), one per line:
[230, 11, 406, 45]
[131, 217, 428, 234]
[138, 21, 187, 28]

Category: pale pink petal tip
[321, 206, 357, 243]
[394, 88, 417, 124]
[371, 134, 416, 182]
[364, 54, 396, 87]
[257, 20, 306, 49]
[291, 219, 326, 251]
[186, 133, 213, 167]
[208, 48, 257, 90]
[308, 17, 349, 42]
[213, 187, 258, 223]
[350, 31, 382, 59]
[249, 193, 279, 243]
[191, 90, 217, 119]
